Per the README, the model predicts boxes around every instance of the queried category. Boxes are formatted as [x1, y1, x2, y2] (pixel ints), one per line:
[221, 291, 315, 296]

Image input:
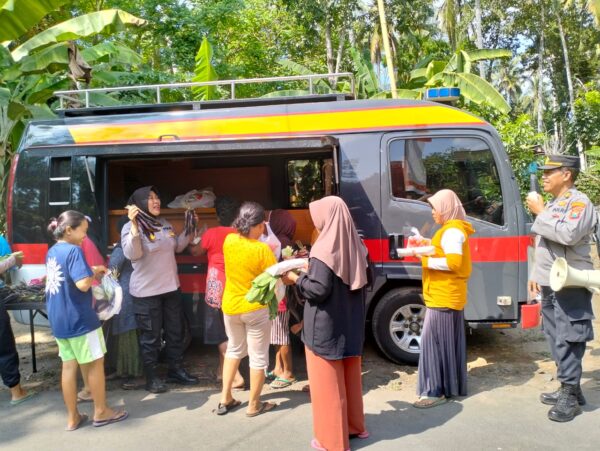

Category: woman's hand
[281, 271, 299, 285]
[12, 251, 24, 268]
[125, 205, 140, 236]
[91, 265, 108, 281]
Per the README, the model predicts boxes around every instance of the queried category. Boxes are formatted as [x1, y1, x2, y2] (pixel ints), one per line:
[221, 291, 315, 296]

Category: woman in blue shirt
[46, 211, 128, 430]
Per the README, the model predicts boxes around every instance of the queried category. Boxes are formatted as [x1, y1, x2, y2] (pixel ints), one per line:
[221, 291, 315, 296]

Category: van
[7, 76, 530, 364]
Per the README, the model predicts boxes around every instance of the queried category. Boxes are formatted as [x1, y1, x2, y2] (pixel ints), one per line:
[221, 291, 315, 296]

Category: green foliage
[192, 37, 219, 101]
[494, 114, 545, 197]
[576, 146, 600, 204]
[570, 88, 600, 149]
[0, 0, 68, 41]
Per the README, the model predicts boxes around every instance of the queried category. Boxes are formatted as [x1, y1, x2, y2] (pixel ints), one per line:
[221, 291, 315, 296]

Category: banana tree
[0, 4, 145, 230]
[407, 48, 512, 114]
[192, 37, 219, 101]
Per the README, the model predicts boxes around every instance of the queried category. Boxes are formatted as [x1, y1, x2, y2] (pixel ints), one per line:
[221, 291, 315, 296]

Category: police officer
[526, 154, 597, 423]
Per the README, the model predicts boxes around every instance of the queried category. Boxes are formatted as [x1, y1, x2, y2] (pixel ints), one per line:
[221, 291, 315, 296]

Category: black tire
[372, 287, 426, 365]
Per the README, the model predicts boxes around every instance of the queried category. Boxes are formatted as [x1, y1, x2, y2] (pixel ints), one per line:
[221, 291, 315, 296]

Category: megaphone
[550, 257, 600, 294]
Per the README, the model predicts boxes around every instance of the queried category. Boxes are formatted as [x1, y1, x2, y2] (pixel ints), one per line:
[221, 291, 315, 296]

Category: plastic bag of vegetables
[246, 259, 307, 319]
[92, 269, 123, 321]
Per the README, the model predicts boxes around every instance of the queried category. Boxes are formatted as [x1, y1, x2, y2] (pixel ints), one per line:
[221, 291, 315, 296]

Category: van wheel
[372, 287, 425, 365]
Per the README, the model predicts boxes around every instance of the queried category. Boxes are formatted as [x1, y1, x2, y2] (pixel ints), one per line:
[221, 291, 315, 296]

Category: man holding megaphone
[526, 154, 598, 423]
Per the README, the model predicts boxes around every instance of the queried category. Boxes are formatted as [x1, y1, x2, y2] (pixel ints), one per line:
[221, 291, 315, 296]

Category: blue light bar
[425, 87, 460, 102]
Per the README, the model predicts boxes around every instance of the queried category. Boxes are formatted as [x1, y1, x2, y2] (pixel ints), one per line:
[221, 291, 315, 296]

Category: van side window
[389, 137, 504, 225]
[49, 157, 71, 208]
[287, 158, 334, 208]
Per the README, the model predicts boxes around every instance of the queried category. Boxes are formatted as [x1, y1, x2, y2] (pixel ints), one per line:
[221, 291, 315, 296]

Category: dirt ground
[4, 295, 599, 404]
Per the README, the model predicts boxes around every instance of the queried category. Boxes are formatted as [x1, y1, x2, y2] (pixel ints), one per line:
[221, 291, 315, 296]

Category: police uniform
[530, 155, 597, 421]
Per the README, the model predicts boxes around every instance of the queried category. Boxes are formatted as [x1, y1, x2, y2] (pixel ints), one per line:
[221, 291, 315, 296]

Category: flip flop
[65, 413, 88, 431]
[246, 401, 276, 417]
[350, 431, 370, 439]
[270, 377, 297, 389]
[214, 399, 242, 415]
[9, 391, 37, 406]
[264, 371, 276, 381]
[77, 390, 93, 403]
[310, 438, 326, 451]
[413, 395, 447, 409]
[92, 410, 129, 427]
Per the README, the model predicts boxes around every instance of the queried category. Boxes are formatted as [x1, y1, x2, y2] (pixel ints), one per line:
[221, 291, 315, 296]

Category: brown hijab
[427, 189, 466, 222]
[269, 209, 296, 249]
[309, 196, 368, 290]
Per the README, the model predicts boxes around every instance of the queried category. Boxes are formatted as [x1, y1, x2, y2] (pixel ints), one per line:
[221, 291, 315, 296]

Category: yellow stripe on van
[67, 105, 485, 145]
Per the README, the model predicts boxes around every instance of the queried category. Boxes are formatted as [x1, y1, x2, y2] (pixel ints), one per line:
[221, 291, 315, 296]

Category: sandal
[65, 413, 88, 431]
[413, 395, 447, 409]
[77, 390, 93, 403]
[264, 371, 276, 382]
[246, 401, 276, 417]
[270, 377, 297, 389]
[214, 399, 242, 416]
[92, 410, 129, 427]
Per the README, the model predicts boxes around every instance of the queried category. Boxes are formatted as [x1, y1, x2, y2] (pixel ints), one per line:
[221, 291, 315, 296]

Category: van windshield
[389, 137, 504, 226]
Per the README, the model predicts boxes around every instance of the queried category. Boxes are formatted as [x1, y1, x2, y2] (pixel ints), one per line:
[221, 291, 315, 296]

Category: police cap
[539, 154, 580, 170]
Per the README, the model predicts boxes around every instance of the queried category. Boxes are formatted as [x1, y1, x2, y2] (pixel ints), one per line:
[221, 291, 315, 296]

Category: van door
[379, 130, 523, 324]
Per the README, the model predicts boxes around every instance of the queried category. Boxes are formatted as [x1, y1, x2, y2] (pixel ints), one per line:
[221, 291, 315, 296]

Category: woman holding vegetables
[282, 196, 369, 451]
[121, 186, 198, 394]
[217, 201, 277, 417]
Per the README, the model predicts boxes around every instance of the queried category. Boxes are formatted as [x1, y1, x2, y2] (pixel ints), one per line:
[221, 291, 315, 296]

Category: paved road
[2, 296, 599, 450]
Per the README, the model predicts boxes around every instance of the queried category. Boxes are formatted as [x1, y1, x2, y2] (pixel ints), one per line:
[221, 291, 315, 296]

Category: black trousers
[0, 300, 20, 388]
[133, 289, 185, 369]
[541, 286, 594, 385]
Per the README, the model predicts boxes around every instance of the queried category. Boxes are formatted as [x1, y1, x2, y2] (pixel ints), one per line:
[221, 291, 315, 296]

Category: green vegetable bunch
[246, 271, 280, 319]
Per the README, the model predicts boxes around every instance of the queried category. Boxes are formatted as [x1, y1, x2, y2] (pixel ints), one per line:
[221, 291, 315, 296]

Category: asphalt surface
[2, 296, 600, 450]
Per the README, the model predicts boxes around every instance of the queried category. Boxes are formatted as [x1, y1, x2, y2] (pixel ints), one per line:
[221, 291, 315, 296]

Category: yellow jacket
[222, 234, 277, 316]
[421, 219, 474, 311]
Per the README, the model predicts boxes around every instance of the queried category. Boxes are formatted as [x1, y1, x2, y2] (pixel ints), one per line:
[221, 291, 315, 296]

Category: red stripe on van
[179, 273, 206, 294]
[364, 235, 529, 264]
[176, 255, 207, 264]
[12, 243, 48, 264]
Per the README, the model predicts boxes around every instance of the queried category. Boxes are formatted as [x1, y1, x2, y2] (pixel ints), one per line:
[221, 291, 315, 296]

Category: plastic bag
[92, 272, 123, 321]
[167, 188, 216, 209]
[406, 227, 431, 248]
[259, 222, 282, 260]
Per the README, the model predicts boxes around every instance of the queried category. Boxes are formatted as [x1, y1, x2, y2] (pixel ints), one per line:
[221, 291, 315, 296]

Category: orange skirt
[304, 346, 366, 451]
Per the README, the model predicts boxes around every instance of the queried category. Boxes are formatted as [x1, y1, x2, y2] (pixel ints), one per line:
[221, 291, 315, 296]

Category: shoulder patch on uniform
[568, 202, 586, 220]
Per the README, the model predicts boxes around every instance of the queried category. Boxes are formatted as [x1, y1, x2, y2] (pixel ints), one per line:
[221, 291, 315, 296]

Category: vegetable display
[126, 205, 161, 241]
[0, 282, 45, 303]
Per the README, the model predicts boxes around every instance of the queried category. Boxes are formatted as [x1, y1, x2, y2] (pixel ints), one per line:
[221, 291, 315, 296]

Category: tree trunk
[324, 22, 335, 74]
[537, 2, 545, 134]
[474, 0, 485, 78]
[554, 2, 586, 168]
[332, 30, 346, 89]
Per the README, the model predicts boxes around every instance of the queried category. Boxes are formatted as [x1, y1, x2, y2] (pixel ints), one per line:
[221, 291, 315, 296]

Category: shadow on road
[353, 399, 463, 449]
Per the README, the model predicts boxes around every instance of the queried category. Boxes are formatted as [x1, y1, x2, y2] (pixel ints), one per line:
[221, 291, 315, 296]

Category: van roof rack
[54, 72, 356, 115]
[57, 93, 355, 118]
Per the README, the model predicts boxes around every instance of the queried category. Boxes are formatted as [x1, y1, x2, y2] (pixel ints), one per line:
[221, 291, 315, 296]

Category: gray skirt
[417, 307, 467, 398]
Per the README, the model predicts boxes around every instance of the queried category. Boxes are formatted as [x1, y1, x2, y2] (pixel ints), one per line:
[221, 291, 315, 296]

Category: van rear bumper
[467, 321, 518, 329]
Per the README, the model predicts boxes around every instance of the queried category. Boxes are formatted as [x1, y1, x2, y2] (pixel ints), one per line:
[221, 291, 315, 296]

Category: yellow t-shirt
[222, 233, 277, 316]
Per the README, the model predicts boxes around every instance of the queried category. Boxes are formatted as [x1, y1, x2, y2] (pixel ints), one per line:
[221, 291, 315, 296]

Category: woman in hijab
[282, 196, 369, 451]
[108, 217, 143, 388]
[265, 209, 298, 389]
[121, 186, 199, 394]
[412, 189, 474, 408]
